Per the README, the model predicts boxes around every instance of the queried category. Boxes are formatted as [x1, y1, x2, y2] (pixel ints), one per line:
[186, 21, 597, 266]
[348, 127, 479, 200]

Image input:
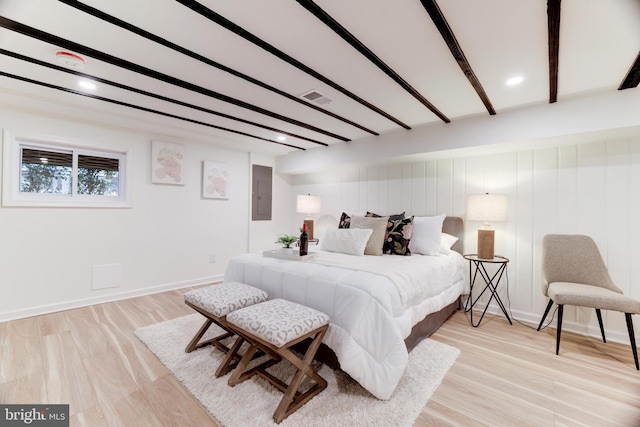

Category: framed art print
[202, 161, 230, 199]
[151, 140, 185, 185]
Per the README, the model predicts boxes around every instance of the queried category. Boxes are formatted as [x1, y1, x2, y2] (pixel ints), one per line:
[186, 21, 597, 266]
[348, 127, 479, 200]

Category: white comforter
[224, 249, 465, 400]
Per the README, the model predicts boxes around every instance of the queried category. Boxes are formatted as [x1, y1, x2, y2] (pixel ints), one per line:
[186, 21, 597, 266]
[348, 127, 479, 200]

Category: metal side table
[463, 254, 512, 327]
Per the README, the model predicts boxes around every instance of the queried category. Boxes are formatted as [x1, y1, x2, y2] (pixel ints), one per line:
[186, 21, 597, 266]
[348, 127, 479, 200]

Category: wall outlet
[209, 253, 216, 263]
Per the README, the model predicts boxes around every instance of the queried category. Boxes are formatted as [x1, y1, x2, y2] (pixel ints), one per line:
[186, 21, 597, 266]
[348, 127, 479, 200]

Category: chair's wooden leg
[625, 313, 639, 370]
[538, 299, 554, 331]
[185, 319, 214, 353]
[556, 305, 564, 355]
[596, 309, 606, 343]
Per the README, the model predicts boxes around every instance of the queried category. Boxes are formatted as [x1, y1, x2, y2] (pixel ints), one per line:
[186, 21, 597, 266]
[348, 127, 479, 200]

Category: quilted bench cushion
[227, 299, 330, 348]
[184, 281, 268, 317]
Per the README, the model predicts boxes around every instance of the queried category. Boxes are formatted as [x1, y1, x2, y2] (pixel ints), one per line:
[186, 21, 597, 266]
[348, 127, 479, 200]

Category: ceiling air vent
[300, 89, 332, 105]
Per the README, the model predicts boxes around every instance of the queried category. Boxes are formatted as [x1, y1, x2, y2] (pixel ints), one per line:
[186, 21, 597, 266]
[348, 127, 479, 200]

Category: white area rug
[135, 314, 459, 427]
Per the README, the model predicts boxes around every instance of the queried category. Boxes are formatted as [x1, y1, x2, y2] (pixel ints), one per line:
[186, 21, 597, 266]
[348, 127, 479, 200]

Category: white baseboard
[0, 274, 224, 323]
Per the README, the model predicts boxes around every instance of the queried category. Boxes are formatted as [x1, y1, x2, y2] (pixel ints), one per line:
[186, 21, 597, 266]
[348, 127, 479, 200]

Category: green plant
[275, 234, 297, 248]
[20, 163, 71, 193]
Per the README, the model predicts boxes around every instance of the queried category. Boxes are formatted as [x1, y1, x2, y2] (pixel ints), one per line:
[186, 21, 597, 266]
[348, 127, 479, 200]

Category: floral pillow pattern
[366, 211, 405, 222]
[338, 212, 351, 229]
[366, 211, 405, 249]
[384, 216, 414, 256]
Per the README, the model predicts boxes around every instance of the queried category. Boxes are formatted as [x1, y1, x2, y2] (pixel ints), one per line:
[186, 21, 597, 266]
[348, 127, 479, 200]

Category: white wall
[0, 106, 288, 321]
[292, 134, 640, 343]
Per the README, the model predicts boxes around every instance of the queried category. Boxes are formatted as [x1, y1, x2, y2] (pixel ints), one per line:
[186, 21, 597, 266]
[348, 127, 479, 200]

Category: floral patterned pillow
[366, 211, 405, 247]
[338, 212, 351, 229]
[366, 211, 405, 222]
[384, 216, 414, 256]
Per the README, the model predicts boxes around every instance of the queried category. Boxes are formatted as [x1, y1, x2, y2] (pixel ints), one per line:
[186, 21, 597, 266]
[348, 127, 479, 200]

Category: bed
[223, 216, 465, 400]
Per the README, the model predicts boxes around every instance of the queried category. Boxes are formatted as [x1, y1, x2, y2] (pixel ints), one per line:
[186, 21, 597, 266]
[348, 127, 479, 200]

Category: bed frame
[299, 216, 465, 368]
[405, 216, 464, 351]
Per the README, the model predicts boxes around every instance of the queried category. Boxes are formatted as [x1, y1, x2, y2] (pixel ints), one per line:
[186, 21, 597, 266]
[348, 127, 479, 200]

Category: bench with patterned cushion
[183, 281, 268, 377]
[226, 298, 330, 424]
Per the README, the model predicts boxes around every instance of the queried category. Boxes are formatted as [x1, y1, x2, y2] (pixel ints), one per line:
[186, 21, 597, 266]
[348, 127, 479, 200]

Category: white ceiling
[0, 0, 638, 156]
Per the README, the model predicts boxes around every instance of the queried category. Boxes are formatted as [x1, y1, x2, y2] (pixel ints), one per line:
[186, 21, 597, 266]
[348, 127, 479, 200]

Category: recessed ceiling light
[78, 81, 96, 90]
[277, 135, 286, 141]
[506, 76, 524, 86]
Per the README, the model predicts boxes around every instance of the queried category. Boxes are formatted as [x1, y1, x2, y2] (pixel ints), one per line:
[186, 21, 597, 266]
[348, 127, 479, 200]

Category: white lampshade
[296, 194, 321, 215]
[466, 194, 508, 224]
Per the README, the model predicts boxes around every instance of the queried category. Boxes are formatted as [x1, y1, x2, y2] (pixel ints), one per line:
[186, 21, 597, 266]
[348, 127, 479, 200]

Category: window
[3, 131, 131, 208]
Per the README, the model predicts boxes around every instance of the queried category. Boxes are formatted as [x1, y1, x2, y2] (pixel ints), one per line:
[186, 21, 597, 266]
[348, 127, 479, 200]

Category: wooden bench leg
[185, 319, 214, 353]
[185, 317, 234, 354]
[216, 332, 273, 378]
[227, 324, 328, 424]
[273, 328, 327, 424]
[227, 342, 281, 386]
[215, 335, 245, 377]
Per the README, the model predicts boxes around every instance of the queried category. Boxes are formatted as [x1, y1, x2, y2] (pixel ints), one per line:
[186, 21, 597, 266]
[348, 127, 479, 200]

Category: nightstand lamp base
[304, 217, 314, 240]
[477, 229, 495, 260]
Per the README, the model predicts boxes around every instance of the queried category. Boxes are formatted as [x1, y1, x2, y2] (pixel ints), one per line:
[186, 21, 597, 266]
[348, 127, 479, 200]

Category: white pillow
[440, 232, 459, 255]
[350, 215, 389, 256]
[409, 214, 446, 255]
[321, 228, 373, 256]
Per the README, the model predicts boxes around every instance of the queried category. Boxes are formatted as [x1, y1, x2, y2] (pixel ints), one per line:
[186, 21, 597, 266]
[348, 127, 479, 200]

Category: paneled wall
[292, 137, 640, 342]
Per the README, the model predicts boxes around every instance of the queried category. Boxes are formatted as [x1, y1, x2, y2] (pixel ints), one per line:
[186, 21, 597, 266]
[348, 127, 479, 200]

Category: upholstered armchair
[537, 234, 640, 369]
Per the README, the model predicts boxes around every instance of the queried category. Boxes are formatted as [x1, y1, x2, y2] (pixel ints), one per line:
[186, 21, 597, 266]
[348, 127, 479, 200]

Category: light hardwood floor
[1, 288, 639, 426]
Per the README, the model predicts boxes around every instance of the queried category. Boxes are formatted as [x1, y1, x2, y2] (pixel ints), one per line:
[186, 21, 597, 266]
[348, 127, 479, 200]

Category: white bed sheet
[224, 250, 465, 400]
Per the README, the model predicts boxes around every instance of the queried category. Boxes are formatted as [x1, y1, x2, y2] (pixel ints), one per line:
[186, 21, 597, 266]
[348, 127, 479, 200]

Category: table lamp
[296, 194, 321, 240]
[466, 193, 507, 259]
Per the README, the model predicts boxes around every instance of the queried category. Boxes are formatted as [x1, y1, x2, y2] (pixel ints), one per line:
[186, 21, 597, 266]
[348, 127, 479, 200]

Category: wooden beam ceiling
[0, 48, 326, 148]
[296, 0, 451, 124]
[619, 51, 640, 90]
[418, 0, 495, 116]
[547, 0, 561, 103]
[58, 0, 377, 136]
[176, 0, 410, 130]
[0, 15, 345, 143]
[0, 69, 307, 149]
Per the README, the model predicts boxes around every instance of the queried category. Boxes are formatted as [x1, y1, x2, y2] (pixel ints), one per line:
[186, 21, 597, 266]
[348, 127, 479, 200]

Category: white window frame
[2, 130, 132, 208]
